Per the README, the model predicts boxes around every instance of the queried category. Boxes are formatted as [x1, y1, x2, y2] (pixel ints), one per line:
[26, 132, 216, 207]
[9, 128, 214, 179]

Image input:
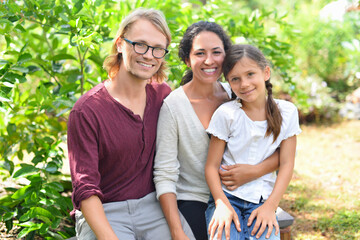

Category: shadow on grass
[280, 171, 360, 240]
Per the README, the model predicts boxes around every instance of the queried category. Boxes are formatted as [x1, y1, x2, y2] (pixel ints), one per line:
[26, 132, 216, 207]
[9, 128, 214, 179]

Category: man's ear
[116, 38, 123, 53]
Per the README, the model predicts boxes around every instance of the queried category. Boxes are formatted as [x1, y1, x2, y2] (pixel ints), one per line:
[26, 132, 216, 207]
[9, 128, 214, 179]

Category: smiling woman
[153, 22, 280, 240]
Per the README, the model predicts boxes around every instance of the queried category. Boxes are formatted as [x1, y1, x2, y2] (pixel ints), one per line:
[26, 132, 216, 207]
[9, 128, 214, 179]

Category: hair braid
[265, 80, 282, 142]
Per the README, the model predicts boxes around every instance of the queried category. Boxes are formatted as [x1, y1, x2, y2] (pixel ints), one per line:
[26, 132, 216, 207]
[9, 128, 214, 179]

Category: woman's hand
[171, 229, 191, 240]
[219, 164, 257, 190]
[208, 200, 241, 240]
[247, 202, 279, 239]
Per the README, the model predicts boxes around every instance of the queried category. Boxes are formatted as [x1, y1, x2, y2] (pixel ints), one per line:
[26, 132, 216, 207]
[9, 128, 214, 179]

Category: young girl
[205, 44, 301, 240]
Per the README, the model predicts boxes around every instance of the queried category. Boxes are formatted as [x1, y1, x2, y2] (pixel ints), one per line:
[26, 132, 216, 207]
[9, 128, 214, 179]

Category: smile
[241, 88, 255, 95]
[138, 62, 153, 68]
[202, 68, 216, 73]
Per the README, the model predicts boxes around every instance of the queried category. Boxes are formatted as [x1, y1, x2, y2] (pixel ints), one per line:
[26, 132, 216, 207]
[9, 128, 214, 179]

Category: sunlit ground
[280, 120, 360, 239]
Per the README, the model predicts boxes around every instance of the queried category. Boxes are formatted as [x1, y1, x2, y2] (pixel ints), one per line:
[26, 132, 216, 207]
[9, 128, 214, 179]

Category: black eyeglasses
[123, 38, 169, 59]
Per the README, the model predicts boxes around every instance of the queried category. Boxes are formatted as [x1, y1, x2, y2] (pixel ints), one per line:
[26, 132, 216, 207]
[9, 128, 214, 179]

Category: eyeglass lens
[134, 43, 166, 58]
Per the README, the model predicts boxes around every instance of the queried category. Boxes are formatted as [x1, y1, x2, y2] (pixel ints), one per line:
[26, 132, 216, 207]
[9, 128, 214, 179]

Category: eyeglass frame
[122, 38, 169, 59]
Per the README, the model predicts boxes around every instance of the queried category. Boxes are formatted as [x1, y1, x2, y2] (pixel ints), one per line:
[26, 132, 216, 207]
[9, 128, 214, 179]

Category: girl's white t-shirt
[206, 99, 302, 204]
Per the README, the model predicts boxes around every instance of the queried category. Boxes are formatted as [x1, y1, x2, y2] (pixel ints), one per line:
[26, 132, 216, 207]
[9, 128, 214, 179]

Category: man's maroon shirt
[67, 81, 171, 216]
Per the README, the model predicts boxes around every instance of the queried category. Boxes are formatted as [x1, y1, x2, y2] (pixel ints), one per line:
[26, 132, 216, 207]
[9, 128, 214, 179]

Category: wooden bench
[277, 207, 294, 240]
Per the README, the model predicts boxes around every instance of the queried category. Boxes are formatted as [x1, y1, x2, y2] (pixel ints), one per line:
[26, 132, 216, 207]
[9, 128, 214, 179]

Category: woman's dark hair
[223, 44, 283, 142]
[178, 21, 232, 85]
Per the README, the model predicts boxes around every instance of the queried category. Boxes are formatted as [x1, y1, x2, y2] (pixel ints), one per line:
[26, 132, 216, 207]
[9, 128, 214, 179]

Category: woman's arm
[248, 135, 297, 239]
[205, 136, 241, 240]
[154, 103, 188, 239]
[159, 193, 190, 240]
[80, 195, 118, 240]
[219, 149, 280, 190]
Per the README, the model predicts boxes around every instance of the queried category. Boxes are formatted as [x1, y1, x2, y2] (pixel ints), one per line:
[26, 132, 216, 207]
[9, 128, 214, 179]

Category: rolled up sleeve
[153, 102, 180, 199]
[67, 110, 103, 210]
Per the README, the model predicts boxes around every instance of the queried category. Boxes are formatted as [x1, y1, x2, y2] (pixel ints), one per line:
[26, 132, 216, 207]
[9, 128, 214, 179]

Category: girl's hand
[208, 200, 241, 240]
[219, 164, 257, 190]
[247, 203, 279, 239]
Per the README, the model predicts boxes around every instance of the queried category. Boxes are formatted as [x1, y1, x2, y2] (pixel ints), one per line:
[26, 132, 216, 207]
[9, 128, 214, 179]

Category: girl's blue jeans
[205, 191, 280, 240]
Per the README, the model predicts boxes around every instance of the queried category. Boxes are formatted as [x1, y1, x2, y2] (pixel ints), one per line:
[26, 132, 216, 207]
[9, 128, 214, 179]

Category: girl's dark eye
[213, 51, 222, 55]
[230, 77, 239, 82]
[248, 72, 255, 76]
[195, 52, 204, 56]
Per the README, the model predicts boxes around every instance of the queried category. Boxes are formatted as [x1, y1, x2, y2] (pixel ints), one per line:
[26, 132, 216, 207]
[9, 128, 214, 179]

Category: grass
[279, 120, 360, 239]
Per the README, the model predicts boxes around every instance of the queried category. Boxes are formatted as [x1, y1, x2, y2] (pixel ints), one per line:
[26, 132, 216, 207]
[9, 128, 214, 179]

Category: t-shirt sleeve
[283, 102, 302, 139]
[206, 104, 233, 142]
[67, 109, 103, 210]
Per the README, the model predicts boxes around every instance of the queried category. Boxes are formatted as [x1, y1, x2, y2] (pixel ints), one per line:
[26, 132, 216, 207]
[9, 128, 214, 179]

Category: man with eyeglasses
[67, 8, 194, 240]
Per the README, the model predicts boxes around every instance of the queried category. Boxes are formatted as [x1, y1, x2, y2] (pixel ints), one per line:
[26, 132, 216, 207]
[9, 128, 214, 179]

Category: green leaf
[0, 92, 11, 102]
[27, 173, 42, 183]
[19, 211, 31, 222]
[3, 72, 27, 83]
[17, 221, 37, 228]
[47, 230, 66, 240]
[46, 182, 64, 192]
[39, 222, 49, 235]
[88, 53, 104, 67]
[5, 219, 13, 233]
[17, 53, 32, 64]
[2, 211, 14, 221]
[37, 215, 52, 225]
[52, 37, 59, 49]
[27, 65, 41, 73]
[12, 164, 38, 178]
[76, 18, 83, 29]
[7, 2, 21, 14]
[45, 162, 58, 173]
[59, 12, 69, 22]
[6, 123, 16, 135]
[73, 0, 85, 14]
[92, 32, 103, 44]
[11, 66, 29, 73]
[11, 185, 33, 200]
[32, 155, 44, 165]
[50, 216, 61, 229]
[33, 207, 54, 220]
[1, 160, 14, 174]
[49, 54, 77, 61]
[30, 191, 38, 202]
[68, 20, 76, 28]
[14, 24, 26, 33]
[0, 19, 13, 26]
[17, 225, 40, 239]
